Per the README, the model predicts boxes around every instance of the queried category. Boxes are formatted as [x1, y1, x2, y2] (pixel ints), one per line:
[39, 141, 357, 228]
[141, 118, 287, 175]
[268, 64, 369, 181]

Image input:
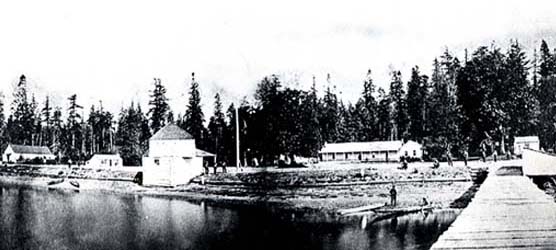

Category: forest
[0, 39, 555, 166]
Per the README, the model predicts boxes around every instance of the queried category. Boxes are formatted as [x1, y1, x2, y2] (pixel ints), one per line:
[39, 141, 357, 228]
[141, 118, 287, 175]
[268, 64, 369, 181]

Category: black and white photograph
[1, 0, 556, 249]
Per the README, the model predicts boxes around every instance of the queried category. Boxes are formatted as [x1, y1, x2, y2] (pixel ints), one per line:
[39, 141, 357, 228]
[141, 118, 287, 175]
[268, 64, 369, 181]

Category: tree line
[0, 40, 554, 166]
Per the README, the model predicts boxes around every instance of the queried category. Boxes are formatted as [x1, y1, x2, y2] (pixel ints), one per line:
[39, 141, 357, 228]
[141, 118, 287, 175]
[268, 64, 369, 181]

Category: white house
[514, 136, 540, 156]
[2, 144, 56, 163]
[399, 140, 424, 159]
[142, 124, 212, 187]
[85, 154, 123, 168]
[318, 140, 423, 162]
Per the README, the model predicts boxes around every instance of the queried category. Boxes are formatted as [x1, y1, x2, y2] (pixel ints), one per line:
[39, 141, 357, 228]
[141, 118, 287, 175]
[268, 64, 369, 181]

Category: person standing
[446, 144, 453, 167]
[463, 147, 469, 167]
[480, 141, 487, 162]
[390, 184, 397, 207]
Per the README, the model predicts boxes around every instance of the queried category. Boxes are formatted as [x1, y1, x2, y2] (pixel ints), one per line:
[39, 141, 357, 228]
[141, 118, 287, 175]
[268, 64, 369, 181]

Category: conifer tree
[208, 93, 226, 162]
[360, 69, 378, 141]
[376, 88, 392, 140]
[182, 72, 207, 149]
[148, 78, 170, 134]
[66, 94, 83, 160]
[320, 74, 339, 143]
[407, 66, 429, 141]
[389, 70, 408, 140]
[9, 75, 35, 145]
[299, 79, 323, 158]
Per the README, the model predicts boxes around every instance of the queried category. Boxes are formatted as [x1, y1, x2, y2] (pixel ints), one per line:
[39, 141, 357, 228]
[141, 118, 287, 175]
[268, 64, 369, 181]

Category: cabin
[513, 136, 540, 156]
[318, 140, 423, 162]
[85, 154, 123, 168]
[399, 140, 424, 160]
[1, 144, 56, 163]
[142, 124, 213, 187]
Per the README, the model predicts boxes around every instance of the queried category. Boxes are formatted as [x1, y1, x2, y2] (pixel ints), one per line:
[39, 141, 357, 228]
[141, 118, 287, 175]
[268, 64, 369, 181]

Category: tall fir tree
[41, 96, 53, 147]
[407, 66, 429, 141]
[359, 69, 378, 141]
[182, 72, 207, 150]
[389, 70, 408, 140]
[66, 94, 83, 161]
[208, 93, 226, 163]
[299, 79, 324, 158]
[254, 75, 282, 164]
[0, 92, 5, 144]
[536, 40, 556, 150]
[148, 78, 170, 134]
[320, 74, 340, 143]
[116, 103, 143, 166]
[9, 75, 35, 145]
[376, 87, 392, 140]
[502, 40, 537, 142]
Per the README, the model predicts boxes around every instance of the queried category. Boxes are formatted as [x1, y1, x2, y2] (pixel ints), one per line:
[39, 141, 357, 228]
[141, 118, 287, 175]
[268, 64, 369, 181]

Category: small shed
[142, 124, 210, 186]
[86, 154, 123, 168]
[399, 140, 424, 160]
[514, 136, 540, 156]
[2, 144, 55, 163]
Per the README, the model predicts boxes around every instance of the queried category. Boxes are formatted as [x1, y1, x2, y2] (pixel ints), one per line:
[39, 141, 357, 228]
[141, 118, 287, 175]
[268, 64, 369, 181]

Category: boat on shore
[47, 179, 80, 192]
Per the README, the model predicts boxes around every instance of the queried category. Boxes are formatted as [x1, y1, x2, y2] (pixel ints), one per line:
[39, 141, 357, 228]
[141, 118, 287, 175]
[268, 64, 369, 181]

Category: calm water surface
[0, 185, 458, 250]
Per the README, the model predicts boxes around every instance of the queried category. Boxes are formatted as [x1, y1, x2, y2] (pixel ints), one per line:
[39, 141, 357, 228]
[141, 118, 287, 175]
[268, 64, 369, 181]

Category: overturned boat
[47, 179, 80, 192]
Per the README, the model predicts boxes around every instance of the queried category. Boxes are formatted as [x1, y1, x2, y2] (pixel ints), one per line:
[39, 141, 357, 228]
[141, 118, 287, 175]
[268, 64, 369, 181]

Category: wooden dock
[431, 166, 556, 249]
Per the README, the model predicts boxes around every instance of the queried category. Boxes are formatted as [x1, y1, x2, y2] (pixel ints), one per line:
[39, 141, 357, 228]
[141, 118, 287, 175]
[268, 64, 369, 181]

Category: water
[0, 185, 458, 250]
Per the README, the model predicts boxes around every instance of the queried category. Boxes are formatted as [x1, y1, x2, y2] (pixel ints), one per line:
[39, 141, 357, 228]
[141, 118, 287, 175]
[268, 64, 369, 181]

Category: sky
[1, 0, 556, 119]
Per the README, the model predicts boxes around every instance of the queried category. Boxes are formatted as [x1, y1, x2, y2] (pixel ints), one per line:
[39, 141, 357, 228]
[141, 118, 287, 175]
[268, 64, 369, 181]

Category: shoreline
[0, 172, 474, 222]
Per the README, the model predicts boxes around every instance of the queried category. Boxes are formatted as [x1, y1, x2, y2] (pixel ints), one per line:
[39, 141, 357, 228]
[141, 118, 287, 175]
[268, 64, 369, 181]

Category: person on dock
[390, 184, 397, 207]
[445, 144, 453, 167]
[480, 141, 487, 162]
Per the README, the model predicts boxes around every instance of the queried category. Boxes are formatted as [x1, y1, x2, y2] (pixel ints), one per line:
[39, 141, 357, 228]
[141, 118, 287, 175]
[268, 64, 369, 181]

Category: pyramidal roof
[150, 124, 194, 140]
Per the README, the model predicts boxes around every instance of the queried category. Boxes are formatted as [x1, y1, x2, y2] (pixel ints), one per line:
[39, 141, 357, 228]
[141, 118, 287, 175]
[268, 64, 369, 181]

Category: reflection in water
[0, 185, 458, 250]
[337, 210, 459, 250]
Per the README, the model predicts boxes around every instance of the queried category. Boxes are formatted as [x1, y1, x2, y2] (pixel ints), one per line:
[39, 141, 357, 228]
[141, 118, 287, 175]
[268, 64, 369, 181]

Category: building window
[154, 158, 160, 166]
[413, 150, 417, 156]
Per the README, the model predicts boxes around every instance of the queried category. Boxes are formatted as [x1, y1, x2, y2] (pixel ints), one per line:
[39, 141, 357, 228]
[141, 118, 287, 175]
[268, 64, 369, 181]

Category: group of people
[203, 161, 228, 175]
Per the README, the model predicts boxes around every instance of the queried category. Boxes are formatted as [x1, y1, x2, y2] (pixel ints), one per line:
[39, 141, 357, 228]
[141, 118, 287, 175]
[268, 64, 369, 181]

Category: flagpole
[235, 105, 240, 169]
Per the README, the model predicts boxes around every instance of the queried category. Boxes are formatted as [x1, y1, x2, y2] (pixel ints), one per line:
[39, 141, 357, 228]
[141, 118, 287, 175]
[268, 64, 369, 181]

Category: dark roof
[8, 144, 53, 155]
[150, 124, 194, 140]
[196, 149, 215, 157]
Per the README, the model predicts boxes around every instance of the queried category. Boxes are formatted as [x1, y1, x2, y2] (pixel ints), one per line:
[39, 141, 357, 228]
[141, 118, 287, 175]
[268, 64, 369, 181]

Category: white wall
[522, 149, 556, 176]
[142, 156, 203, 186]
[87, 155, 122, 168]
[319, 150, 398, 162]
[514, 141, 540, 156]
[2, 146, 55, 162]
[399, 141, 423, 159]
[149, 139, 196, 157]
[143, 156, 172, 186]
[1, 146, 14, 162]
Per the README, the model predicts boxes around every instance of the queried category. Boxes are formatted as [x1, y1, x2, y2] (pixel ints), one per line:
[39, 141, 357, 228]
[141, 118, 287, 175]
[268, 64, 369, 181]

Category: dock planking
[431, 165, 556, 250]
